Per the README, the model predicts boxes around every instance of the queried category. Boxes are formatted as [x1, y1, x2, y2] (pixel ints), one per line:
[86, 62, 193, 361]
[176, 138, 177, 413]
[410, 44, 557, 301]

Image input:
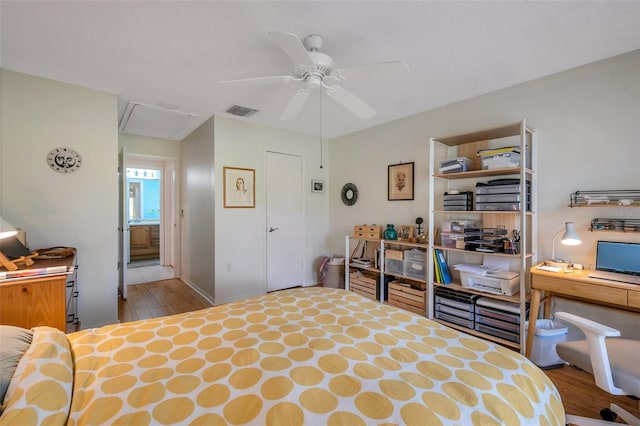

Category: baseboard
[179, 277, 215, 306]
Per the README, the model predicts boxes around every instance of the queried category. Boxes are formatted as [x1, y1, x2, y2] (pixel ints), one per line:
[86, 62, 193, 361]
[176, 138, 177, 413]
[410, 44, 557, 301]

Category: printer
[454, 264, 520, 296]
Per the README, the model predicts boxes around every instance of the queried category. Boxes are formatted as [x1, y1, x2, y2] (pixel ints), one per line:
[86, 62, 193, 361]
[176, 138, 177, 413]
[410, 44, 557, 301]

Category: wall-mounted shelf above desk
[569, 190, 640, 207]
[590, 218, 640, 233]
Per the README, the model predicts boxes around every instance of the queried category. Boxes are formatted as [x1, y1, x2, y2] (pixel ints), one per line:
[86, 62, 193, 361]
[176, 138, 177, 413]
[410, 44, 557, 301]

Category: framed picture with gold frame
[224, 167, 255, 208]
[397, 225, 415, 241]
[388, 162, 414, 201]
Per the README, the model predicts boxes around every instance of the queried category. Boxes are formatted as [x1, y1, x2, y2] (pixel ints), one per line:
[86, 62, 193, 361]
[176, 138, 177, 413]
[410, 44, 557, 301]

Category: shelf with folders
[590, 218, 640, 233]
[428, 119, 537, 355]
[569, 190, 640, 207]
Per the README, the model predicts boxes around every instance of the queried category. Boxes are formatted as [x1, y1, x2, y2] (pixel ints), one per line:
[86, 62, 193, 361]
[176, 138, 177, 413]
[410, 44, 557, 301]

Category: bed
[0, 287, 564, 425]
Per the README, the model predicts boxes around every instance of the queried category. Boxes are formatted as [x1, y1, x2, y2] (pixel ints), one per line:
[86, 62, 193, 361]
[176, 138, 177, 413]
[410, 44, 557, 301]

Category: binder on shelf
[436, 249, 452, 284]
[432, 249, 442, 283]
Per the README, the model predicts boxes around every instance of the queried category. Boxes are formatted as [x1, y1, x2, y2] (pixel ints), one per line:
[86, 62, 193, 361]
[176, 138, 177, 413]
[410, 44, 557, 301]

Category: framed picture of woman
[224, 167, 255, 208]
[388, 162, 414, 201]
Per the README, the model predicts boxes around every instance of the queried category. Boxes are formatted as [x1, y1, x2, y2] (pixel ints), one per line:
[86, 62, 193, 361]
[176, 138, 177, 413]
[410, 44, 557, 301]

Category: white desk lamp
[0, 216, 18, 240]
[546, 222, 582, 268]
[0, 216, 21, 271]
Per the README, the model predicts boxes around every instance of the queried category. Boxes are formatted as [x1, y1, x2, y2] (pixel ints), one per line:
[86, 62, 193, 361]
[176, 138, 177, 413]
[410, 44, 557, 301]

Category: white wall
[329, 50, 640, 335]
[119, 133, 181, 159]
[180, 116, 216, 301]
[330, 50, 640, 268]
[1, 69, 119, 328]
[212, 116, 328, 304]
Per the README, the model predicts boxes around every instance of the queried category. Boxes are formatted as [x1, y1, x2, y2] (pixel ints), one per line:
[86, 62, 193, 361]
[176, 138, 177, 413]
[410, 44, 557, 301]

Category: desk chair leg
[566, 403, 640, 425]
[609, 403, 640, 426]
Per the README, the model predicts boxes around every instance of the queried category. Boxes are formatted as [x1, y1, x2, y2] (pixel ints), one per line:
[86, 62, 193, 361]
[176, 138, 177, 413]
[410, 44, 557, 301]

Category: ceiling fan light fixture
[306, 74, 322, 90]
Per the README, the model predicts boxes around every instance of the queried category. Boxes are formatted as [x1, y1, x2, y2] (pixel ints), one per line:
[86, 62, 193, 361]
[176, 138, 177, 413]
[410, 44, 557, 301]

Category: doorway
[266, 151, 303, 292]
[120, 155, 177, 295]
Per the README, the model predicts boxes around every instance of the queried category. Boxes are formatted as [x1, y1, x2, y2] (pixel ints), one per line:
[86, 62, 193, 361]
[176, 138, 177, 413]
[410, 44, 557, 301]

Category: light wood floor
[118, 279, 640, 422]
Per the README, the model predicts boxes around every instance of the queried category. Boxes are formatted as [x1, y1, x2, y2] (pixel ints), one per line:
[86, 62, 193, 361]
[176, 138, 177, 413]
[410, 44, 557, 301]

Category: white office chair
[555, 311, 640, 425]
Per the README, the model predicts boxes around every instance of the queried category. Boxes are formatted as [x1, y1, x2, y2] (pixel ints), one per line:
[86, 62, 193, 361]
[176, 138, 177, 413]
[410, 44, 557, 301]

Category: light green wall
[329, 50, 640, 336]
[329, 50, 640, 264]
[1, 69, 119, 328]
[194, 116, 328, 305]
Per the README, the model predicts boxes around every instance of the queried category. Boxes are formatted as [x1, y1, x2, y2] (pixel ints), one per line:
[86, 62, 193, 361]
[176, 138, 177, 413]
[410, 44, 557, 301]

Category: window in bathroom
[127, 168, 161, 221]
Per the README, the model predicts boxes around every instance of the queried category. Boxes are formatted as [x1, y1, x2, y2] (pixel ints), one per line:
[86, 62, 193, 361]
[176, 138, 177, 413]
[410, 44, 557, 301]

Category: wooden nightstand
[0, 249, 78, 333]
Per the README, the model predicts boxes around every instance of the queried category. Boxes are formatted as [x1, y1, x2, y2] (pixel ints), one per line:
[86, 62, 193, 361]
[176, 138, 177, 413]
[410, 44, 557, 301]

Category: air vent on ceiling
[119, 102, 197, 140]
[225, 105, 259, 117]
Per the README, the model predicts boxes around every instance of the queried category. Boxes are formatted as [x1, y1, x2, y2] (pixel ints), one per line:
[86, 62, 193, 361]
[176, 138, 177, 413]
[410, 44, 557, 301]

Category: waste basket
[526, 319, 568, 368]
[322, 256, 345, 289]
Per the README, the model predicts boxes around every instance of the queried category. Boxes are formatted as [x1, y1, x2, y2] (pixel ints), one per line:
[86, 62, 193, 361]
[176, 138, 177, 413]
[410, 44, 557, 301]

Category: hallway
[126, 264, 174, 285]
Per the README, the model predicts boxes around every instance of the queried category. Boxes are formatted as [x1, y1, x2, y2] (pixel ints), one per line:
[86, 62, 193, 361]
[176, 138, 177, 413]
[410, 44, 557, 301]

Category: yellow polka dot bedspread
[0, 287, 565, 425]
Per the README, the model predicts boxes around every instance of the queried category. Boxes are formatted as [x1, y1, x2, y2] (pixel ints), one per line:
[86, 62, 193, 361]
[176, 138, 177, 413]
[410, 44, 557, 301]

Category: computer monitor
[595, 241, 640, 276]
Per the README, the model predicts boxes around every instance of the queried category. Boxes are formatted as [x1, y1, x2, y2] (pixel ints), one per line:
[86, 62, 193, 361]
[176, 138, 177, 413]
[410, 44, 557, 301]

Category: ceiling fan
[220, 31, 409, 121]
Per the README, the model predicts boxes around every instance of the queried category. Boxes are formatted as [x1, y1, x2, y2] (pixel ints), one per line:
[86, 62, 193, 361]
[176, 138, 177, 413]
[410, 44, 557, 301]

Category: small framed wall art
[224, 166, 255, 208]
[388, 162, 414, 201]
[311, 180, 325, 193]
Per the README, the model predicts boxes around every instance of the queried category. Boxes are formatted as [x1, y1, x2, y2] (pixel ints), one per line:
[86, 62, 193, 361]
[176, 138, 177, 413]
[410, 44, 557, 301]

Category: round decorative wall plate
[47, 147, 82, 173]
[341, 183, 358, 206]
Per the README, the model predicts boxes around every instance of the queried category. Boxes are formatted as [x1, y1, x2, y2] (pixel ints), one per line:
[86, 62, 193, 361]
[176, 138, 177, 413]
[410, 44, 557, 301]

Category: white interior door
[266, 151, 303, 292]
[118, 146, 129, 299]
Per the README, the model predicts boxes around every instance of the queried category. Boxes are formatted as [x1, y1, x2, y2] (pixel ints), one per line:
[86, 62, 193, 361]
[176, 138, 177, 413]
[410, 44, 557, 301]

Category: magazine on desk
[0, 265, 71, 282]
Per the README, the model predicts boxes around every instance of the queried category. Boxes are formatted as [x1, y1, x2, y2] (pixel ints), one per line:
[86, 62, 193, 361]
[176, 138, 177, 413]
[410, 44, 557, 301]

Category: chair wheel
[600, 407, 617, 422]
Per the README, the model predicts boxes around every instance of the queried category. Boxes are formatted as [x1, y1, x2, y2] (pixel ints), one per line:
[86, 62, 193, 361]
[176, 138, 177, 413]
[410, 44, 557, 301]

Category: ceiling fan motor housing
[296, 51, 334, 81]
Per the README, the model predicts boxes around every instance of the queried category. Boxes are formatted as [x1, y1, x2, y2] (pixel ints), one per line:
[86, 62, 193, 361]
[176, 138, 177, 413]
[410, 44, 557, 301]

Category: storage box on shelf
[434, 287, 477, 329]
[388, 281, 425, 315]
[349, 271, 378, 300]
[475, 297, 528, 344]
[428, 120, 536, 354]
[353, 225, 381, 240]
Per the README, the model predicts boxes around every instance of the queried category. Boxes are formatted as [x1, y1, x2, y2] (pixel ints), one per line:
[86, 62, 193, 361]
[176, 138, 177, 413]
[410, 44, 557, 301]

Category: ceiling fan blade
[219, 75, 299, 86]
[331, 61, 409, 81]
[268, 31, 315, 69]
[281, 88, 312, 121]
[324, 85, 376, 120]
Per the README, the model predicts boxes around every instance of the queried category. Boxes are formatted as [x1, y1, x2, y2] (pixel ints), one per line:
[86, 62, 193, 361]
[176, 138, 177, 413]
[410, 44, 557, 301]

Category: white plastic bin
[526, 319, 568, 368]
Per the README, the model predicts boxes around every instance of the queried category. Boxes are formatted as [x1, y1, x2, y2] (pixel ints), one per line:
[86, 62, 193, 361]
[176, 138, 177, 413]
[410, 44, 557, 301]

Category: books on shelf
[352, 258, 373, 267]
[0, 265, 70, 281]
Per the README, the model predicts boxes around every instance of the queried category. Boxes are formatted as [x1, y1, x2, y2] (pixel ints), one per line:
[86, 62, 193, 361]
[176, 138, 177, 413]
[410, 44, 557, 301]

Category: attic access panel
[119, 102, 197, 140]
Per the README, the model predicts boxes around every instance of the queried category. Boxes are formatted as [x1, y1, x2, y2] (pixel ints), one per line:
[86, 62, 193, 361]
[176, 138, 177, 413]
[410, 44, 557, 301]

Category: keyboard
[588, 270, 640, 285]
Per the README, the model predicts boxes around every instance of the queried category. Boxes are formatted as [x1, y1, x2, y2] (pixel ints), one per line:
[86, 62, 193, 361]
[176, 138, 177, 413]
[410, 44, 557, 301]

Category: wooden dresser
[0, 249, 78, 333]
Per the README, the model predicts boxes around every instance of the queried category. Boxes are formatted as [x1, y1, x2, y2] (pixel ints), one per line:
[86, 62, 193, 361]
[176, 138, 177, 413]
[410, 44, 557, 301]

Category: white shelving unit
[428, 120, 537, 354]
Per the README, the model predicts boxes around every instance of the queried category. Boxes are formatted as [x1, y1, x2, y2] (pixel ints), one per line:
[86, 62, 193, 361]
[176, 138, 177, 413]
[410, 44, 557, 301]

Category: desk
[526, 265, 640, 358]
[0, 250, 77, 332]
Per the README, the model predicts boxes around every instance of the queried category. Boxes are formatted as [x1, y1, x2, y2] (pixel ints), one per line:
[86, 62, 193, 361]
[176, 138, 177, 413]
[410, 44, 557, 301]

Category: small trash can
[526, 319, 568, 368]
[322, 256, 345, 289]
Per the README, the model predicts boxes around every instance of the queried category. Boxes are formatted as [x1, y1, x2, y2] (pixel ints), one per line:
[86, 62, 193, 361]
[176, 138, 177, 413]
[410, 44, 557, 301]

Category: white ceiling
[2, 1, 639, 140]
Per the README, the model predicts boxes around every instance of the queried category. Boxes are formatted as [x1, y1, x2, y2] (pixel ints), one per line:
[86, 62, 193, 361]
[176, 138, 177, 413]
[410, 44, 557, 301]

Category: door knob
[268, 227, 279, 233]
